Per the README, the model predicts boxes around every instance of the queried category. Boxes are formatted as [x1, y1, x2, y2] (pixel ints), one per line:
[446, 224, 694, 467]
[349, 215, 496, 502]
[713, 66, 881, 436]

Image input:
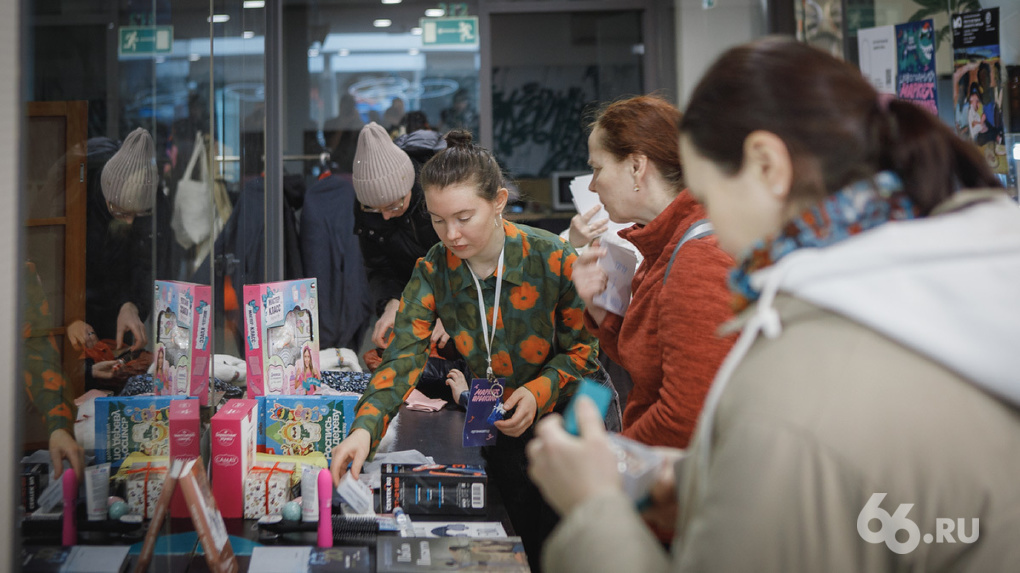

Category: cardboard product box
[379, 464, 487, 517]
[124, 460, 169, 519]
[210, 399, 259, 519]
[243, 279, 321, 396]
[94, 396, 195, 468]
[169, 398, 202, 518]
[262, 395, 358, 460]
[21, 462, 48, 513]
[243, 461, 297, 519]
[153, 280, 213, 405]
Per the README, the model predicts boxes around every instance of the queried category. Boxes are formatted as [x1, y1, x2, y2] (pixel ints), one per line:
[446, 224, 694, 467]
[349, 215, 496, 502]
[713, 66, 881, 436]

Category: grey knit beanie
[352, 122, 414, 207]
[101, 127, 157, 212]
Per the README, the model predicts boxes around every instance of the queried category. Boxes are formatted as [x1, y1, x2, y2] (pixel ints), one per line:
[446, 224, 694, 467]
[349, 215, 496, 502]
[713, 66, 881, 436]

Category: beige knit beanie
[352, 122, 414, 207]
[101, 127, 157, 212]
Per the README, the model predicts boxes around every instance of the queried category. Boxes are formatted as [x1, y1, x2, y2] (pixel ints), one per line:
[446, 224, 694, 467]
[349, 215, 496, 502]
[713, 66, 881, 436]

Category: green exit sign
[118, 26, 174, 56]
[420, 17, 478, 46]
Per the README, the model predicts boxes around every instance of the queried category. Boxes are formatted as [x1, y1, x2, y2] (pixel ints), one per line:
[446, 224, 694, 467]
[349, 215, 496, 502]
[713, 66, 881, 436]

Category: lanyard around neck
[465, 242, 505, 381]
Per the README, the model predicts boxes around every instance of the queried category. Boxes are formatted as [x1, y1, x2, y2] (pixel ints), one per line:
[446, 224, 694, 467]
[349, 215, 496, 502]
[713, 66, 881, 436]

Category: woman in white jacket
[527, 38, 1020, 572]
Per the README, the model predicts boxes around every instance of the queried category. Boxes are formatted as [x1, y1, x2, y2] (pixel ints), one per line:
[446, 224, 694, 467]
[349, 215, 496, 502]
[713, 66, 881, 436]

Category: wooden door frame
[25, 100, 88, 397]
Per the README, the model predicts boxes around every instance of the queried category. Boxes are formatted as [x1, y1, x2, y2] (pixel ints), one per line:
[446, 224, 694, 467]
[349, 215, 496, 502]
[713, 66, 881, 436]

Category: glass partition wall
[16, 0, 678, 549]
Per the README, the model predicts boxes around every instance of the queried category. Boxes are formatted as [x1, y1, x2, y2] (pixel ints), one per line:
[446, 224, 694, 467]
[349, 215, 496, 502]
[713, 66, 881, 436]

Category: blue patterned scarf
[729, 171, 920, 312]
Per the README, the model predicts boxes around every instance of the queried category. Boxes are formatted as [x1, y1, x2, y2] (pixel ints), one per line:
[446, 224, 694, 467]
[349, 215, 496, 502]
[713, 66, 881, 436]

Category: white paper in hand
[593, 241, 638, 316]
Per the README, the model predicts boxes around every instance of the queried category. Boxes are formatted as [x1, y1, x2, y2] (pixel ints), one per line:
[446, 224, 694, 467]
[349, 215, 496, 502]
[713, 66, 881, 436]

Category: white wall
[0, 0, 20, 568]
[676, 0, 767, 105]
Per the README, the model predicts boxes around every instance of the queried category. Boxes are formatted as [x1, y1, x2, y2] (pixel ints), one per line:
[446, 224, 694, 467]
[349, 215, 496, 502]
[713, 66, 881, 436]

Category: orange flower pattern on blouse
[21, 262, 76, 435]
[352, 221, 599, 452]
[519, 335, 551, 364]
[509, 282, 539, 311]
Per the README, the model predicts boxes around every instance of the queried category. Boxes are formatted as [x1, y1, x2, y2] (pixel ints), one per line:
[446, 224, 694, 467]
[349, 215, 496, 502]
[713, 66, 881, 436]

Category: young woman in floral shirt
[331, 129, 600, 571]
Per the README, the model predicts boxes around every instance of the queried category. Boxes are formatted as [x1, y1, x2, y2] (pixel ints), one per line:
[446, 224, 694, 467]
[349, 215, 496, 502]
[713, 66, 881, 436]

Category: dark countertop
[21, 405, 518, 572]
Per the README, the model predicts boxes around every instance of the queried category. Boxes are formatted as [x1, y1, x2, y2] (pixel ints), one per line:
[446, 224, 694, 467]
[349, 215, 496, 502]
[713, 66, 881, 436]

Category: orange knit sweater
[585, 191, 737, 448]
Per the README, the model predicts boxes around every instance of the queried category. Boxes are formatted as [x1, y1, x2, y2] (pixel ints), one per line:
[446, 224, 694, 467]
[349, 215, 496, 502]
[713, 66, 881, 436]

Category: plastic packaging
[301, 466, 319, 522]
[84, 463, 111, 521]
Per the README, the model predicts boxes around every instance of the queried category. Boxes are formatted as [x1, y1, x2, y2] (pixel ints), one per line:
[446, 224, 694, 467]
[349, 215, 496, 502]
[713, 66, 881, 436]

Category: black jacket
[354, 182, 440, 316]
[85, 137, 153, 341]
[301, 174, 373, 350]
[355, 130, 445, 316]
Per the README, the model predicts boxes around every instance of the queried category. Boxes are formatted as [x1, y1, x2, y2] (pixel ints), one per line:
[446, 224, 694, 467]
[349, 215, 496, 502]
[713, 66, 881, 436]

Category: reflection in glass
[26, 226, 67, 326]
[26, 117, 69, 219]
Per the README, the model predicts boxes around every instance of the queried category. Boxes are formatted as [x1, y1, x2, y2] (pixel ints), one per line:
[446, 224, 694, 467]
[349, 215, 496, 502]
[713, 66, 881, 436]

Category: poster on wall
[894, 20, 938, 115]
[857, 25, 897, 94]
[951, 7, 1006, 175]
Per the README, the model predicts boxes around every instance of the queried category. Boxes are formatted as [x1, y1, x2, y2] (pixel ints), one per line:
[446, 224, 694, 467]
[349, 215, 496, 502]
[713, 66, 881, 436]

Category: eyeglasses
[107, 201, 151, 219]
[360, 195, 406, 214]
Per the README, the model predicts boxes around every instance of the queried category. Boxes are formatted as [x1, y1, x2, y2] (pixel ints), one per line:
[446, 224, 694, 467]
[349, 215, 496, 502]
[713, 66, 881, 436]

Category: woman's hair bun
[444, 128, 474, 149]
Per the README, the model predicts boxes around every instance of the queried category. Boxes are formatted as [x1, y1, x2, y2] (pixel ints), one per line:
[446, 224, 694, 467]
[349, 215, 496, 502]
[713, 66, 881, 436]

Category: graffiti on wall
[491, 65, 598, 178]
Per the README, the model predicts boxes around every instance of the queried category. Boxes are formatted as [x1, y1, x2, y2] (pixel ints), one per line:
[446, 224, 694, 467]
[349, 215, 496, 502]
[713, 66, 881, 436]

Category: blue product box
[94, 396, 195, 467]
[262, 395, 358, 460]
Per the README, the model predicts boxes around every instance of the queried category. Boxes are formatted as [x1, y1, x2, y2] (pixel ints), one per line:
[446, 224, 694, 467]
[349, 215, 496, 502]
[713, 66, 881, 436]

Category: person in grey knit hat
[353, 121, 416, 211]
[352, 121, 448, 350]
[101, 127, 158, 221]
[77, 128, 157, 359]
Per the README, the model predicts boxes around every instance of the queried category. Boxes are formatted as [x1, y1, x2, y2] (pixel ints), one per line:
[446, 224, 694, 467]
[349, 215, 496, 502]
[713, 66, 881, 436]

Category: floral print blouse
[351, 221, 600, 450]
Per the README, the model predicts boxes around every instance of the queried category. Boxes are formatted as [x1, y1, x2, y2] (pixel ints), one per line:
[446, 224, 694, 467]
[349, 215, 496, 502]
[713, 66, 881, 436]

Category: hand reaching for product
[330, 428, 372, 487]
[372, 299, 401, 348]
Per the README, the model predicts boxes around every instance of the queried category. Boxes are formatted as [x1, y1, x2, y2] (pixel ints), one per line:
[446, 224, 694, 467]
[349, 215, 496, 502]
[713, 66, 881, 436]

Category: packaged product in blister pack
[153, 280, 212, 405]
[243, 279, 322, 396]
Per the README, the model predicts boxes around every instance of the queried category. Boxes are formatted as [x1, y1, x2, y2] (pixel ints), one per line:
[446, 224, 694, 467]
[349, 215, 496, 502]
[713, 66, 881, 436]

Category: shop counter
[22, 404, 520, 572]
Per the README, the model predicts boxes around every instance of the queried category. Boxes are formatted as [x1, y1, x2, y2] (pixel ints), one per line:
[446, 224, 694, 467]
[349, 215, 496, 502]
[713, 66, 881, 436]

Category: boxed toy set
[242, 461, 297, 519]
[153, 280, 213, 405]
[94, 396, 195, 468]
[243, 279, 322, 396]
[262, 395, 358, 460]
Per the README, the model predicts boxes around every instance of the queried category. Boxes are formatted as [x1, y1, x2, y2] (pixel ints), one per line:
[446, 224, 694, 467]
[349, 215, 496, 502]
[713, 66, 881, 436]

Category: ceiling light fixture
[207, 14, 230, 23]
[373, 19, 392, 27]
[410, 27, 423, 35]
[243, 1, 265, 8]
[424, 8, 445, 17]
[243, 31, 255, 39]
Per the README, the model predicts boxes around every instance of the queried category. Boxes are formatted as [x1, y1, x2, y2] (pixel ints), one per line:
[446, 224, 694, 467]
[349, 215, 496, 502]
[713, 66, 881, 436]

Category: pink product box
[169, 399, 202, 518]
[210, 399, 258, 519]
[243, 279, 322, 397]
[153, 280, 212, 406]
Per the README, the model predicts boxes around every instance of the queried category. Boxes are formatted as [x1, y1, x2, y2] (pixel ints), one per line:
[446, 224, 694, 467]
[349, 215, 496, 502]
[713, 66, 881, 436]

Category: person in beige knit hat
[352, 122, 448, 350]
[101, 127, 158, 224]
[77, 128, 157, 357]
